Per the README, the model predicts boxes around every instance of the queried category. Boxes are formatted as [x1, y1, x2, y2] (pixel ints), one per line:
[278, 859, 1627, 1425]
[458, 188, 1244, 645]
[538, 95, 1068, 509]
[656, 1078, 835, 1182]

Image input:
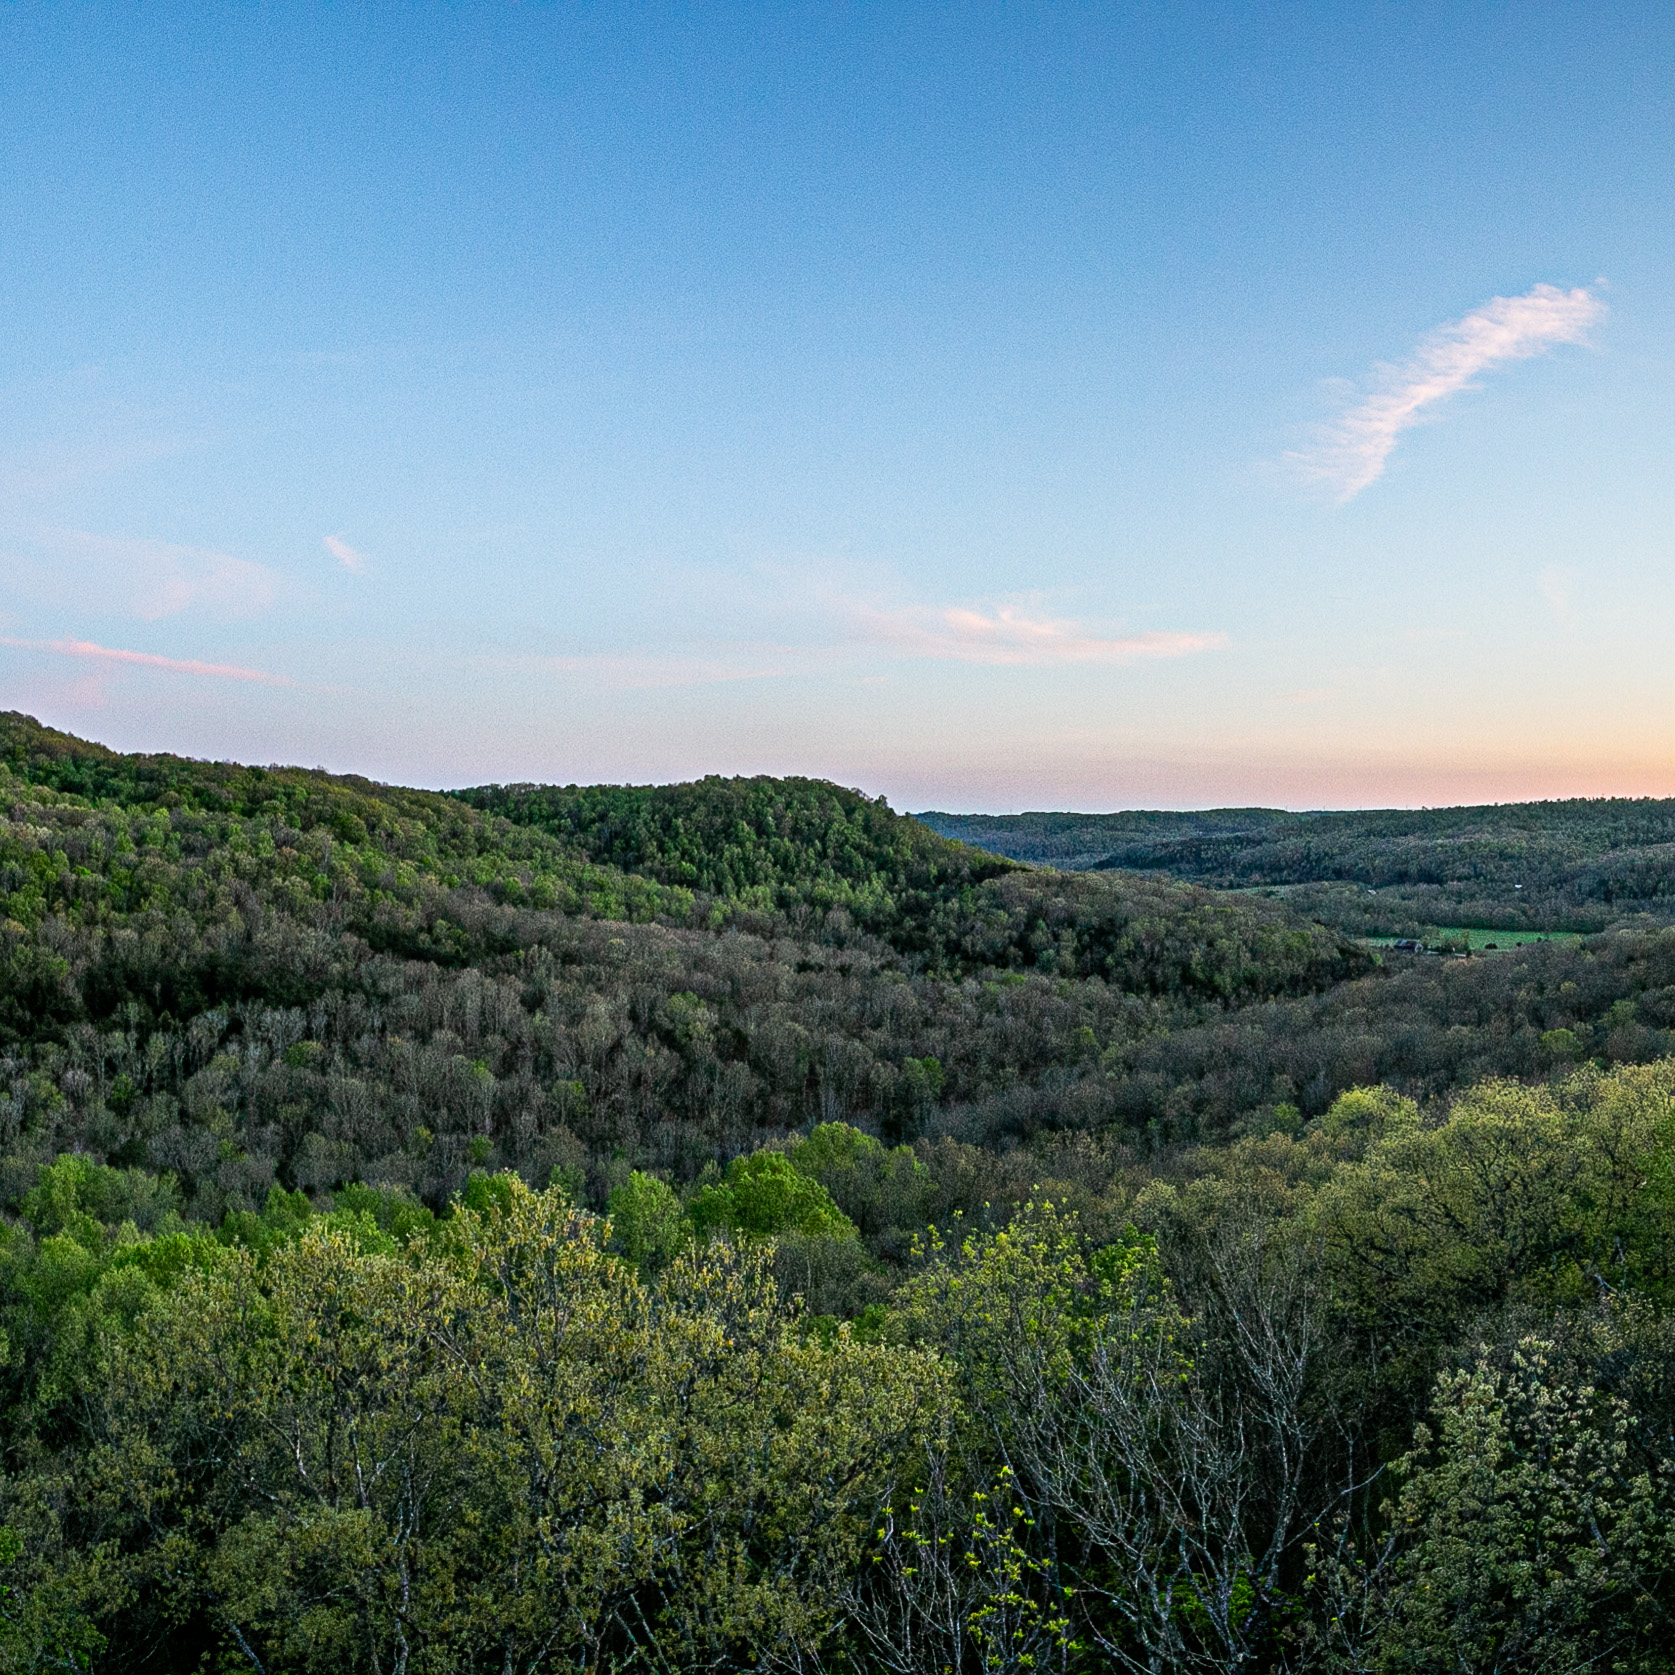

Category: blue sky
[2, 2, 1672, 810]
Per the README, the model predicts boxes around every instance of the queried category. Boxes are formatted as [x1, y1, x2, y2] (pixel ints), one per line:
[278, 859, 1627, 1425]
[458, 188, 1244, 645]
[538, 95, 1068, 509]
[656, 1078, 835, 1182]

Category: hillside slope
[0, 713, 1380, 1223]
[454, 772, 1368, 990]
[920, 799, 1675, 934]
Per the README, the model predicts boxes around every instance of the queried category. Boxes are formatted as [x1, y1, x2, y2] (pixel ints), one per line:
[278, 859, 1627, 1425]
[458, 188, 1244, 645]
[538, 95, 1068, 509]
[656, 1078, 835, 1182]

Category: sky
[2, 2, 1673, 812]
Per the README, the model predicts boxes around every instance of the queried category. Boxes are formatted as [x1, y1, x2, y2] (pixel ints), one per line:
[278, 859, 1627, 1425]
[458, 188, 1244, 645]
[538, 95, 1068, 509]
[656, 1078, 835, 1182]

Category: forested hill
[920, 797, 1675, 935]
[452, 774, 1016, 923]
[0, 708, 1383, 1209]
[0, 713, 1362, 995]
[451, 771, 1365, 986]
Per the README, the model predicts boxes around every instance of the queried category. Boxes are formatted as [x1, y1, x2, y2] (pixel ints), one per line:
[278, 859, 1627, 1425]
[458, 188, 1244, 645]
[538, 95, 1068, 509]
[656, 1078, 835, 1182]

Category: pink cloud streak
[852, 603, 1227, 666]
[1, 636, 290, 685]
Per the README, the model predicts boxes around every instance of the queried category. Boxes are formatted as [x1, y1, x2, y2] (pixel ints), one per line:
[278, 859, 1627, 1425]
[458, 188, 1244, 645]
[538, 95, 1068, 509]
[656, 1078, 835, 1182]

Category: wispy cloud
[43, 530, 280, 619]
[324, 534, 369, 573]
[482, 578, 1225, 690]
[1291, 283, 1604, 502]
[847, 602, 1227, 666]
[0, 636, 290, 685]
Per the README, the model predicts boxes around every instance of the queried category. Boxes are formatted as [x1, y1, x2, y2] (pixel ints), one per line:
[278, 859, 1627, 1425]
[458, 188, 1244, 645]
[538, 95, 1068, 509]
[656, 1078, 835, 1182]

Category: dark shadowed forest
[4, 711, 1675, 1672]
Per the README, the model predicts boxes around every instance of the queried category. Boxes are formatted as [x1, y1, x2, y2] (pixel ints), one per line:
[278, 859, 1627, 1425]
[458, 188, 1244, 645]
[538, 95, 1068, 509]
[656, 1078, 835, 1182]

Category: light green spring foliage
[787, 1122, 932, 1239]
[606, 1136, 868, 1278]
[864, 1465, 1076, 1675]
[1310, 1061, 1675, 1338]
[1153, 1060, 1675, 1401]
[12, 1069, 1675, 1670]
[892, 1200, 1178, 1445]
[878, 1201, 1324, 1675]
[2, 1175, 945, 1675]
[1388, 1339, 1669, 1671]
[1319, 1337, 1675, 1675]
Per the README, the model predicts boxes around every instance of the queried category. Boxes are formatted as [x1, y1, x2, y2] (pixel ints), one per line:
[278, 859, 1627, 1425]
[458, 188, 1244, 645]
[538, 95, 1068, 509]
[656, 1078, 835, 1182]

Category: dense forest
[921, 800, 1675, 937]
[5, 711, 1675, 1670]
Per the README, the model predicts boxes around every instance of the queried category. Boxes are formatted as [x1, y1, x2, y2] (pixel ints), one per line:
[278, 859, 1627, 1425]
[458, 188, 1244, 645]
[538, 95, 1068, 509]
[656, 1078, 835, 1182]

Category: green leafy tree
[689, 1150, 858, 1243]
[897, 1201, 1332, 1673]
[607, 1169, 690, 1271]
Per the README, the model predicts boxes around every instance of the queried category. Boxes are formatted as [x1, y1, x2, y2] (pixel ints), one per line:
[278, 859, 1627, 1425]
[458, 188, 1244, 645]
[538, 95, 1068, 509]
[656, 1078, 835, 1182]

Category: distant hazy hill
[917, 800, 1675, 935]
[915, 809, 1295, 870]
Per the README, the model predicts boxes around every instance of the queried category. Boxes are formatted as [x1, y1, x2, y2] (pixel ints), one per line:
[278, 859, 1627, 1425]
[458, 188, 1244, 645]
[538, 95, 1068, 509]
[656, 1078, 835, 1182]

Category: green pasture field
[1361, 928, 1587, 953]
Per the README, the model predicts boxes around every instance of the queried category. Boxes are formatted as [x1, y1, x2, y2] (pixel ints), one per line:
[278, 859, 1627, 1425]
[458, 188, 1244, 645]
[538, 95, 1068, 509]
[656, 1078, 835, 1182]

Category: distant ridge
[917, 800, 1675, 936]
